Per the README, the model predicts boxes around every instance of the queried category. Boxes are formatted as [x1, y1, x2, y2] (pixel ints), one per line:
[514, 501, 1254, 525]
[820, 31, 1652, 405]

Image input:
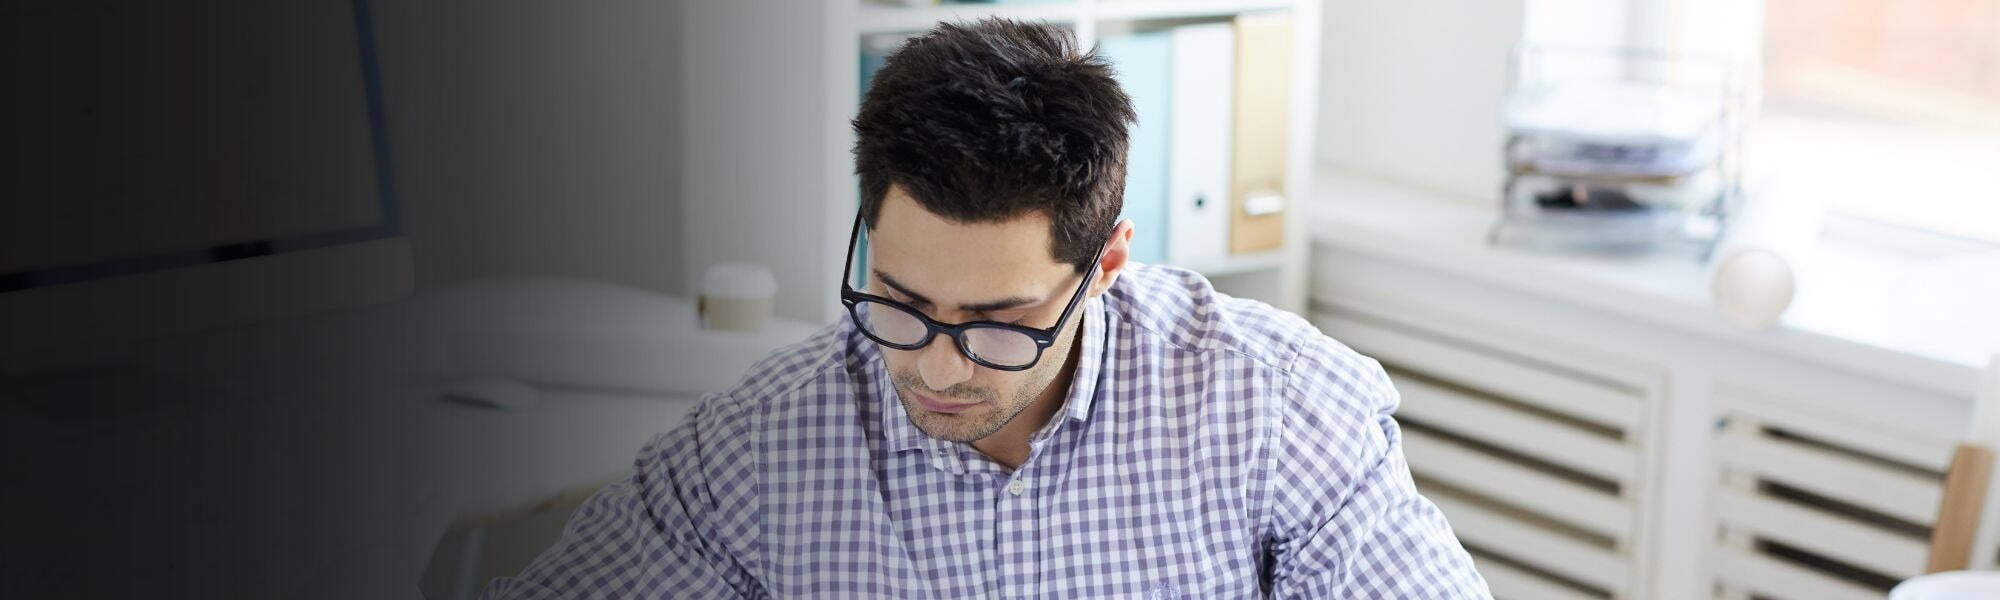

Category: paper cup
[1890, 571, 2000, 600]
[698, 263, 777, 332]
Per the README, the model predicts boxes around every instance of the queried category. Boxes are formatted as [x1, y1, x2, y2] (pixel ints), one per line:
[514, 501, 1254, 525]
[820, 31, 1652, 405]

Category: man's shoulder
[698, 320, 864, 414]
[1115, 263, 1395, 419]
[1112, 263, 1335, 372]
[656, 321, 879, 495]
[720, 321, 851, 396]
[681, 319, 887, 444]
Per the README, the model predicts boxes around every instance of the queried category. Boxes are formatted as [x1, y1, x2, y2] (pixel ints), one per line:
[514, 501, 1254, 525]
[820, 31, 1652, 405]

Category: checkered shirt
[485, 264, 1490, 598]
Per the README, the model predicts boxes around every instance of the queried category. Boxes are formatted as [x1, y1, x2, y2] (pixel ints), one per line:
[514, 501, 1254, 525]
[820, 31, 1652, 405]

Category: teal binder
[1098, 31, 1171, 265]
[860, 33, 910, 102]
[856, 33, 914, 281]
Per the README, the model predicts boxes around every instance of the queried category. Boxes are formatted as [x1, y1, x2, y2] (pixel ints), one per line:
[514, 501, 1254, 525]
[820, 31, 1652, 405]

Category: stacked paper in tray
[1494, 52, 1738, 252]
[1508, 82, 1724, 179]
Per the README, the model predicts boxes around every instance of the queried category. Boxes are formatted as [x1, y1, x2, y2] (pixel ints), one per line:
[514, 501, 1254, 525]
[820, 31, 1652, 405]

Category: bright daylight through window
[1757, 0, 2000, 244]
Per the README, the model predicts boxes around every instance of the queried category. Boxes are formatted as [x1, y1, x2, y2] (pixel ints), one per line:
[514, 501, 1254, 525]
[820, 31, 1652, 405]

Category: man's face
[865, 186, 1092, 443]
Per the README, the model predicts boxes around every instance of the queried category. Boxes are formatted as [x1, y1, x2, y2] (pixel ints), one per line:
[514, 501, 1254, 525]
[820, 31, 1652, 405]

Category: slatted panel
[1317, 309, 1646, 431]
[1714, 423, 1943, 530]
[1712, 546, 1884, 600]
[1312, 308, 1657, 598]
[1470, 551, 1609, 600]
[1404, 428, 1632, 539]
[1720, 385, 1957, 473]
[1713, 488, 1931, 580]
[1394, 373, 1638, 485]
[1709, 398, 1955, 600]
[1426, 487, 1630, 592]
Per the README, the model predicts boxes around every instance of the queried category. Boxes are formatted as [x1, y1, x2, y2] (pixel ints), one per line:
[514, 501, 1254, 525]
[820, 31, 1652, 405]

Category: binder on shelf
[860, 33, 913, 101]
[1228, 12, 1291, 255]
[1099, 31, 1171, 265]
[1167, 22, 1234, 266]
[857, 33, 915, 277]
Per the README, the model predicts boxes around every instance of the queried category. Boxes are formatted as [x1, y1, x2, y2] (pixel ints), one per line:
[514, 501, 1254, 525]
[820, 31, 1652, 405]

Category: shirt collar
[1051, 291, 1108, 426]
[873, 292, 1110, 456]
[878, 368, 933, 454]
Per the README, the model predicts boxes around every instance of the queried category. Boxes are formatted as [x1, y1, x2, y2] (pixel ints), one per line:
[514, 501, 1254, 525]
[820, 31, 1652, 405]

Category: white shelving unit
[683, 0, 1322, 325]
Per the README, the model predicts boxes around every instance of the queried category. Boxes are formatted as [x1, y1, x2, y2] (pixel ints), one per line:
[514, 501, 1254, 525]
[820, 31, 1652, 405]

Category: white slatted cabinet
[1708, 385, 1958, 599]
[1313, 301, 1666, 600]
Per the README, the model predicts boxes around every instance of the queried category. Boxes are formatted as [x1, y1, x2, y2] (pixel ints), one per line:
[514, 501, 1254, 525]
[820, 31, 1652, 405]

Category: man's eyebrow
[872, 269, 1042, 313]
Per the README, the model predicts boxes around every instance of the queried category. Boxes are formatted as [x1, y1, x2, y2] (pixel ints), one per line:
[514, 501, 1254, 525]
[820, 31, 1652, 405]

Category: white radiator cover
[1305, 175, 1992, 599]
[1309, 300, 1980, 600]
[1313, 302, 1666, 600]
[1708, 386, 1956, 600]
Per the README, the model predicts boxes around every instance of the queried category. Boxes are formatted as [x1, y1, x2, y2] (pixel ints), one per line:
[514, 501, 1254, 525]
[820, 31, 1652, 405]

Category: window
[1756, 0, 2000, 244]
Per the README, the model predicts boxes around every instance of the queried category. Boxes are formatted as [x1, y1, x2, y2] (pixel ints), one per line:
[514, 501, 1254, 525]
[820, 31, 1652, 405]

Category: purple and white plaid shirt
[487, 264, 1489, 598]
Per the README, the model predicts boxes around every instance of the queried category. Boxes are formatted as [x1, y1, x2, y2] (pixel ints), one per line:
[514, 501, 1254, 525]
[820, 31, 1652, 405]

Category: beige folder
[1229, 12, 1292, 255]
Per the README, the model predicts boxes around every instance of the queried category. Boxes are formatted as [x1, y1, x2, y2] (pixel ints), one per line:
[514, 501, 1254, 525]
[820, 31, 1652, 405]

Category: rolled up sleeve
[484, 395, 764, 599]
[1264, 343, 1490, 599]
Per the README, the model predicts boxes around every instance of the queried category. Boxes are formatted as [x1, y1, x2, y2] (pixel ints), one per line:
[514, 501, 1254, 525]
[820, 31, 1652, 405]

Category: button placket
[994, 432, 1066, 598]
[995, 467, 1039, 597]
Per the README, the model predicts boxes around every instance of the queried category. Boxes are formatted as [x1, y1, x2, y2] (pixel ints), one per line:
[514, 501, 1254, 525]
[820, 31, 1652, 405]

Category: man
[488, 18, 1489, 598]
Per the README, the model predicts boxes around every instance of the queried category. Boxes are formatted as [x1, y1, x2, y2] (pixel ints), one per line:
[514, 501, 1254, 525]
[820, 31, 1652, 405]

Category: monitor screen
[2, 0, 397, 293]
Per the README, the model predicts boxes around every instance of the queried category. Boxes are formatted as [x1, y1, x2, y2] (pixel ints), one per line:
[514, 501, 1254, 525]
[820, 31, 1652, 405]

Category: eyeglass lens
[852, 299, 1040, 367]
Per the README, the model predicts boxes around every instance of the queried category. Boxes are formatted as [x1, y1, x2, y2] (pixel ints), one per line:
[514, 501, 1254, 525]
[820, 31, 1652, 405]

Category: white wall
[678, 1, 842, 324]
[1525, 0, 1632, 49]
[1315, 0, 1525, 204]
[372, 0, 687, 294]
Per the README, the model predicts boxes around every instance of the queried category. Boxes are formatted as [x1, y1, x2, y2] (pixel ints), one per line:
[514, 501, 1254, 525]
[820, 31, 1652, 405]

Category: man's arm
[484, 396, 763, 599]
[1263, 342, 1491, 598]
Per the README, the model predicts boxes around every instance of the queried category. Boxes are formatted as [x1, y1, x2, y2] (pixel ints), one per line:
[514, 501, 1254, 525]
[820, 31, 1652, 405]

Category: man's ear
[1087, 220, 1135, 298]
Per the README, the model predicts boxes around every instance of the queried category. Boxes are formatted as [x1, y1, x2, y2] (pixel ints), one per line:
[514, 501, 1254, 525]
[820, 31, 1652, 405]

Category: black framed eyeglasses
[839, 213, 1107, 371]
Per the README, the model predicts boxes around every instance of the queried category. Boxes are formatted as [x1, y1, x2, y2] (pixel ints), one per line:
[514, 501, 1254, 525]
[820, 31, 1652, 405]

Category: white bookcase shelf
[1180, 250, 1284, 278]
[856, 3, 1082, 35]
[857, 0, 1303, 37]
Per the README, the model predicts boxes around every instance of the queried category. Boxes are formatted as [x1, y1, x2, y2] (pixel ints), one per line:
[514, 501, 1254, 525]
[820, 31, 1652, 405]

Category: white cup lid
[700, 262, 777, 300]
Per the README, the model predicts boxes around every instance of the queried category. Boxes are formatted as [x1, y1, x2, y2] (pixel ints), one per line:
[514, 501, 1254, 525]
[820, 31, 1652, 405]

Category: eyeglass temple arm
[1044, 234, 1113, 336]
[842, 213, 864, 291]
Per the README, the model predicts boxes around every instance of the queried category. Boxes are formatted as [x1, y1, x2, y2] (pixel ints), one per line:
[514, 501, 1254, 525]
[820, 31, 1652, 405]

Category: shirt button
[1006, 479, 1027, 496]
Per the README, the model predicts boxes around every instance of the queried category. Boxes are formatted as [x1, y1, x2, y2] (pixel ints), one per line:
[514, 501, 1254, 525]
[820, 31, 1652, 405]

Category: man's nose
[917, 336, 974, 392]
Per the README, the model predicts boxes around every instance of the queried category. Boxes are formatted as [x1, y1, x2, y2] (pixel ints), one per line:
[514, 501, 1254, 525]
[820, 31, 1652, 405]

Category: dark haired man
[489, 18, 1488, 598]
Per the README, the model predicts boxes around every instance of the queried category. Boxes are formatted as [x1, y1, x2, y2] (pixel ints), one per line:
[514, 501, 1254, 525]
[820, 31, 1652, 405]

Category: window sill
[1307, 166, 1998, 397]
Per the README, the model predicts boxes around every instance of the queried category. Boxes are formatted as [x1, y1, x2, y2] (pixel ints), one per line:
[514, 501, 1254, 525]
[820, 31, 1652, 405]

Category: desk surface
[4, 278, 807, 598]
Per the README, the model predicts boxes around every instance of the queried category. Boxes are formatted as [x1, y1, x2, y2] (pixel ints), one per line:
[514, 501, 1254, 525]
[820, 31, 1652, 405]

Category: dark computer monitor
[2, 0, 411, 368]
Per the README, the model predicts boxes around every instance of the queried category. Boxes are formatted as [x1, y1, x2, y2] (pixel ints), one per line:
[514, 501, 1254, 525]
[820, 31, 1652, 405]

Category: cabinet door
[1313, 302, 1664, 600]
[1707, 383, 1960, 600]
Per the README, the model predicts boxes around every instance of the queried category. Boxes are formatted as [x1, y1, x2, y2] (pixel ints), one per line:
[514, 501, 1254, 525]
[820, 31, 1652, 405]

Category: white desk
[4, 278, 817, 598]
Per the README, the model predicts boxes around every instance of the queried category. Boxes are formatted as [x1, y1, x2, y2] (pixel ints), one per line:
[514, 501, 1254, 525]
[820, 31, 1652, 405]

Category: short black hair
[852, 18, 1136, 273]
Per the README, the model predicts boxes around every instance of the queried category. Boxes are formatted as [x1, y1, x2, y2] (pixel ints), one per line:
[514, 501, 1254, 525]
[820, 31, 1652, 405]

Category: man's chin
[907, 405, 1002, 442]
